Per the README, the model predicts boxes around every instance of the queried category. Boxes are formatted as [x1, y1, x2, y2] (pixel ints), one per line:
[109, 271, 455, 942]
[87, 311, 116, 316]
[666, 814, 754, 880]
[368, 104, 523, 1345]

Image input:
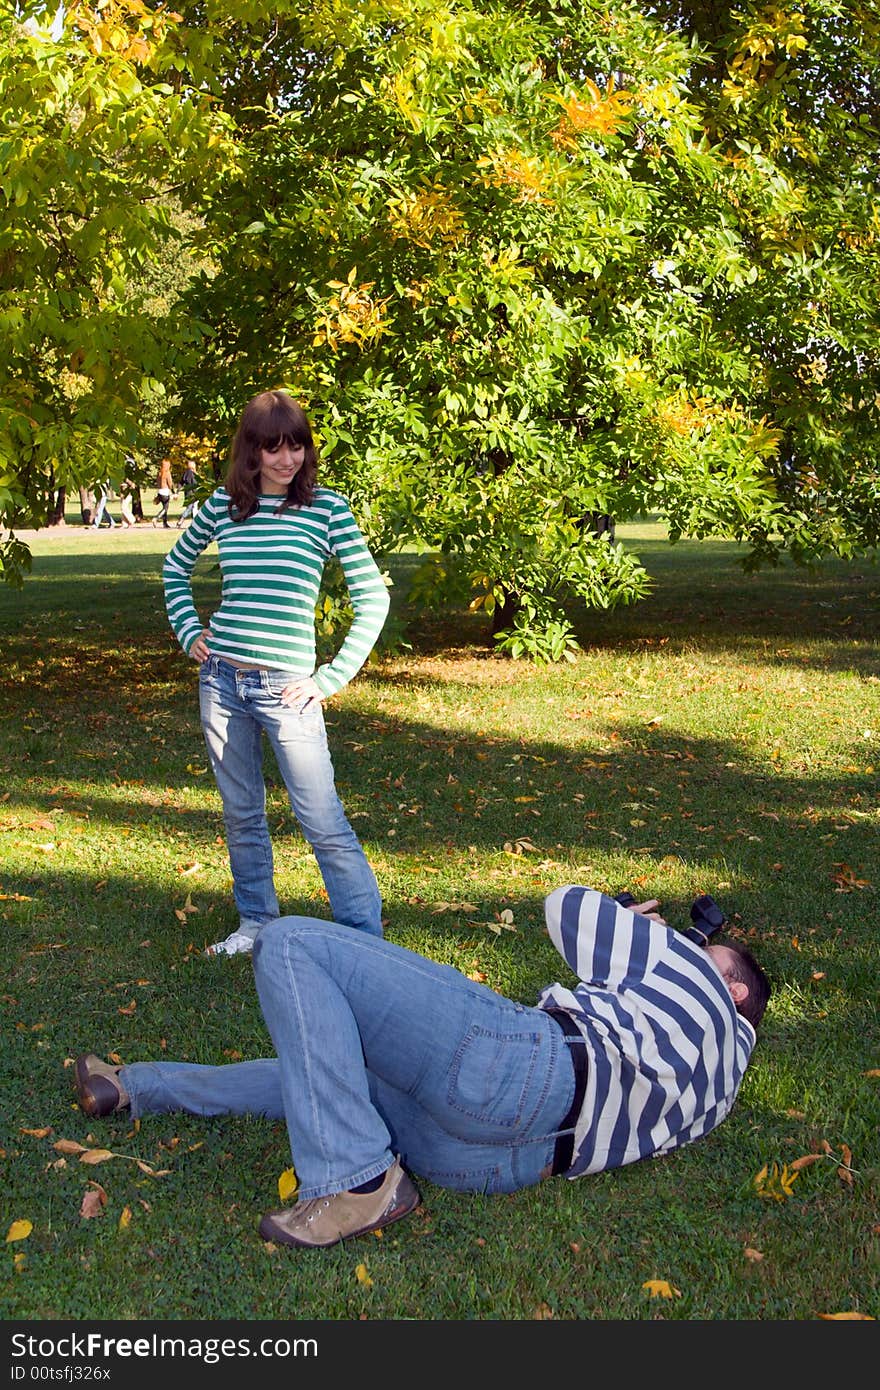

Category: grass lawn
[1, 513, 878, 1322]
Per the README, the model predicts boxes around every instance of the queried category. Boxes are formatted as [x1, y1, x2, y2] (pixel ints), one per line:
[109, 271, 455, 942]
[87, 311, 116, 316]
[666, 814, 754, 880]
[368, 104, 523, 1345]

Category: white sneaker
[205, 930, 257, 958]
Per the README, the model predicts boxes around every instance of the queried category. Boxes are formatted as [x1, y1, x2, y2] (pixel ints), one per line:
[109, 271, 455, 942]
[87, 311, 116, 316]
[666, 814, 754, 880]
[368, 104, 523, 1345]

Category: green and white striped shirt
[163, 486, 389, 698]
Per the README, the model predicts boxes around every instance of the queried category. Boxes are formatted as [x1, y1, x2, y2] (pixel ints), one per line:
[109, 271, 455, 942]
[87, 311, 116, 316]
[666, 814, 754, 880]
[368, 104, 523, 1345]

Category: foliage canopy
[2, 1, 878, 655]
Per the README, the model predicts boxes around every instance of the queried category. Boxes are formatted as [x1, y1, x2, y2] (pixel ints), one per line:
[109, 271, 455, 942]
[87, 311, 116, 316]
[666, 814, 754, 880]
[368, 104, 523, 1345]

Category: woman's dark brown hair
[226, 391, 318, 521]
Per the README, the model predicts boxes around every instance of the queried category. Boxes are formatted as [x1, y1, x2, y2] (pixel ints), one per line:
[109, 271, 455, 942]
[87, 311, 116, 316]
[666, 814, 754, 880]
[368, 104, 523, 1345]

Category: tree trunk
[79, 486, 95, 526]
[490, 589, 520, 637]
[46, 487, 66, 525]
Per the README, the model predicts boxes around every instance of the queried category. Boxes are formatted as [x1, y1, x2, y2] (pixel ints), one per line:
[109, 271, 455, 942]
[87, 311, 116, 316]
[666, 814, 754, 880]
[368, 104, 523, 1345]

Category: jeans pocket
[198, 660, 219, 691]
[262, 673, 316, 716]
[447, 1026, 544, 1129]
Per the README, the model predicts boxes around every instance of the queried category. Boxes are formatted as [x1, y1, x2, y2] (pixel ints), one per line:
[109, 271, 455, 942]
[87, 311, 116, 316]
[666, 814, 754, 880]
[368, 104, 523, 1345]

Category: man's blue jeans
[198, 656, 382, 938]
[121, 919, 576, 1198]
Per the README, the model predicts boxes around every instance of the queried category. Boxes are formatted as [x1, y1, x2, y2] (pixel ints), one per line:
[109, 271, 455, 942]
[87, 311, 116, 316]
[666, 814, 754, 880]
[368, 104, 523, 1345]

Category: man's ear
[728, 980, 748, 1006]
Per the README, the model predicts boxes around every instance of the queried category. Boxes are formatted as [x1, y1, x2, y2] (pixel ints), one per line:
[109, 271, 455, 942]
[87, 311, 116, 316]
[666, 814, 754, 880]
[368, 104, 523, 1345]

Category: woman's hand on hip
[280, 675, 323, 710]
[189, 630, 211, 663]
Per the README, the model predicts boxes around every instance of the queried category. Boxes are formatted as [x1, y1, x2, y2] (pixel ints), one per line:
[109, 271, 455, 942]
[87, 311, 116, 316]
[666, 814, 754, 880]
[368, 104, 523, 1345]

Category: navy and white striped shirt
[538, 886, 756, 1178]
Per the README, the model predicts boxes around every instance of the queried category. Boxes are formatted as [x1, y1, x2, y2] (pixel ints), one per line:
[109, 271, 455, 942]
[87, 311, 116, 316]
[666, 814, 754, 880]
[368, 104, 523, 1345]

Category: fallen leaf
[20, 1127, 52, 1139]
[278, 1167, 298, 1202]
[13, 1252, 25, 1272]
[53, 1139, 87, 1156]
[818, 1311, 875, 1320]
[754, 1161, 798, 1201]
[744, 1247, 764, 1262]
[118, 1000, 137, 1016]
[5, 1220, 32, 1243]
[533, 1303, 554, 1319]
[108, 1052, 123, 1065]
[79, 1148, 115, 1165]
[642, 1279, 681, 1299]
[118, 1206, 132, 1232]
[355, 1262, 373, 1287]
[503, 837, 537, 855]
[789, 1153, 824, 1172]
[80, 1183, 107, 1219]
[831, 863, 871, 892]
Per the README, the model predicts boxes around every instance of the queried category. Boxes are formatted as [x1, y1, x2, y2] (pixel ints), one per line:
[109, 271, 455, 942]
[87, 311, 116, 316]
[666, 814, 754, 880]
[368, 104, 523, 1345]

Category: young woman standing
[163, 390, 389, 956]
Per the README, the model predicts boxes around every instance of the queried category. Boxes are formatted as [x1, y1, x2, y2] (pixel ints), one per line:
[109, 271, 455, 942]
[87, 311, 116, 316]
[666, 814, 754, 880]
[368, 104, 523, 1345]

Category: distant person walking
[91, 482, 117, 529]
[177, 462, 200, 528]
[152, 459, 174, 529]
[119, 477, 137, 528]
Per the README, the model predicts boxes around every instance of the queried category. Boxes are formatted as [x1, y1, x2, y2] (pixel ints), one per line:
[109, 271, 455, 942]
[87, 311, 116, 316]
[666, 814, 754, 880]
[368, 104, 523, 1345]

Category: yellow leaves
[655, 392, 714, 437]
[762, 1138, 856, 1194]
[70, 0, 182, 66]
[6, 1219, 32, 1243]
[746, 420, 784, 459]
[118, 1205, 132, 1232]
[551, 77, 635, 147]
[637, 80, 685, 120]
[313, 267, 393, 352]
[642, 1279, 681, 1299]
[184, 765, 208, 776]
[53, 1139, 88, 1156]
[754, 1161, 798, 1201]
[20, 1126, 52, 1139]
[278, 1167, 298, 1203]
[477, 147, 554, 205]
[831, 863, 871, 892]
[818, 1311, 875, 1320]
[118, 999, 136, 1016]
[387, 183, 466, 250]
[430, 901, 478, 915]
[504, 837, 537, 855]
[355, 1262, 373, 1288]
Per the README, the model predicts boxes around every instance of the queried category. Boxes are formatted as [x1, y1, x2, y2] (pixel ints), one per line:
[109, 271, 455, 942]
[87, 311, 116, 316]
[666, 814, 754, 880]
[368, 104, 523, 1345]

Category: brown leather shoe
[74, 1054, 129, 1117]
[259, 1158, 419, 1249]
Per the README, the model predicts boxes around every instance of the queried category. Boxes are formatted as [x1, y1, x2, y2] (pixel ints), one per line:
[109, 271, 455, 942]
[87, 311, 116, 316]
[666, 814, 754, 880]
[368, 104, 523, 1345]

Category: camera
[614, 891, 726, 947]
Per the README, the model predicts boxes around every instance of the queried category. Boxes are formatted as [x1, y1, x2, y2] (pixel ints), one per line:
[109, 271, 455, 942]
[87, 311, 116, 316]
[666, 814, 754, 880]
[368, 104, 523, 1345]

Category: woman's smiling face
[259, 439, 306, 494]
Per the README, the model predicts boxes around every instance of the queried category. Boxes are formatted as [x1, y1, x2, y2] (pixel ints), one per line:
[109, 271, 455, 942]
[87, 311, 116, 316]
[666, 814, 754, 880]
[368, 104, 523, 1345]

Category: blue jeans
[198, 656, 382, 938]
[122, 918, 576, 1198]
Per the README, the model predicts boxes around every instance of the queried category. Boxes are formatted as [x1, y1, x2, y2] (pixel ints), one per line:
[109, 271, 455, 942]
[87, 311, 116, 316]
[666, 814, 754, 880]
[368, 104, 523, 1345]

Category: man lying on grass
[73, 886, 771, 1249]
